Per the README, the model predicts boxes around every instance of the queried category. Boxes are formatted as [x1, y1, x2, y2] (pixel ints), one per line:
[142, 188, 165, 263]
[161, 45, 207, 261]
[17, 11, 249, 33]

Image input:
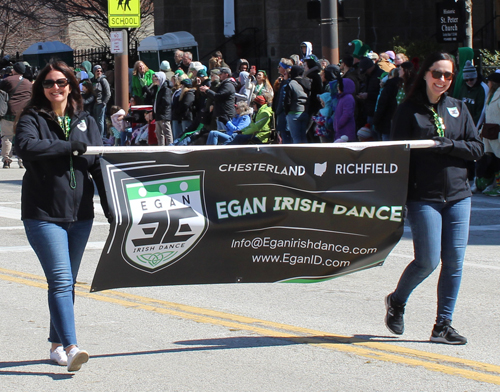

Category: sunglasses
[464, 78, 475, 82]
[42, 78, 69, 89]
[429, 70, 453, 81]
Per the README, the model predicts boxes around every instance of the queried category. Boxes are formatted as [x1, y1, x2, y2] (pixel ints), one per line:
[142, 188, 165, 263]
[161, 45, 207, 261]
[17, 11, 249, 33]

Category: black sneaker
[3, 159, 11, 169]
[430, 320, 467, 345]
[385, 293, 405, 335]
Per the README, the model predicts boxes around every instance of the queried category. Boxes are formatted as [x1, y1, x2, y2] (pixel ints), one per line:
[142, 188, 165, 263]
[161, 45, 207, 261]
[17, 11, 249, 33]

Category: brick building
[153, 0, 498, 79]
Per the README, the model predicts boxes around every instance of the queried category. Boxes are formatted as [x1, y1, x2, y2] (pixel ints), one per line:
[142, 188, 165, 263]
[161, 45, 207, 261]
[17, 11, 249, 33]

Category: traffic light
[307, 0, 321, 20]
[307, 0, 345, 20]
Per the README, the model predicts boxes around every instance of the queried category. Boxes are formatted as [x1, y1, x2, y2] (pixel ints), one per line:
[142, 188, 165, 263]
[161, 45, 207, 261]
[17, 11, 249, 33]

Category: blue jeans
[24, 219, 93, 348]
[93, 103, 106, 139]
[172, 120, 183, 140]
[216, 119, 228, 132]
[392, 197, 471, 324]
[120, 127, 133, 146]
[226, 133, 256, 145]
[276, 112, 292, 144]
[206, 131, 231, 145]
[286, 112, 309, 143]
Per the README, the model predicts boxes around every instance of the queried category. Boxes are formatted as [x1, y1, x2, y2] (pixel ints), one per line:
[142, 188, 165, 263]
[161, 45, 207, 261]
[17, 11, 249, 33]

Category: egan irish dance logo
[122, 172, 208, 272]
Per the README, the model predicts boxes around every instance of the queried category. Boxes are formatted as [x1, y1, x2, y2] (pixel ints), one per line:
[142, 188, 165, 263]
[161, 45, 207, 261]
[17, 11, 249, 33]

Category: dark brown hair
[405, 52, 455, 105]
[23, 59, 83, 118]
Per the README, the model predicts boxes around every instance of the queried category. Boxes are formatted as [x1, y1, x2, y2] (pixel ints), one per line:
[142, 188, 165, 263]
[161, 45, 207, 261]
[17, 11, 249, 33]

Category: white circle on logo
[159, 185, 167, 194]
[139, 187, 147, 197]
[180, 182, 188, 191]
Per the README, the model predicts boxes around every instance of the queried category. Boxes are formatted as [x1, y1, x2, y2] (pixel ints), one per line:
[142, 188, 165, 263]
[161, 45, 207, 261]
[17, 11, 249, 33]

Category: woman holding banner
[15, 60, 109, 371]
[386, 52, 483, 345]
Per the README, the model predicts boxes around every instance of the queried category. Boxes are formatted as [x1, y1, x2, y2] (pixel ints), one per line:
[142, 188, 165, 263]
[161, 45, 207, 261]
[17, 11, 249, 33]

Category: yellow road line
[1, 267, 499, 385]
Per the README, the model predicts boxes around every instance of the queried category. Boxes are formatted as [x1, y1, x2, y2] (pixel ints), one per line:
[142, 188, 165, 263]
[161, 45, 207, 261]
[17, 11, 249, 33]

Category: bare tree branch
[0, 0, 66, 58]
[43, 0, 155, 46]
[1, 0, 154, 59]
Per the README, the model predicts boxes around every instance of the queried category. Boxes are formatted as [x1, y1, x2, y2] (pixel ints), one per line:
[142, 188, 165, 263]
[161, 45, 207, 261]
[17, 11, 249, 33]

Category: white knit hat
[160, 60, 171, 71]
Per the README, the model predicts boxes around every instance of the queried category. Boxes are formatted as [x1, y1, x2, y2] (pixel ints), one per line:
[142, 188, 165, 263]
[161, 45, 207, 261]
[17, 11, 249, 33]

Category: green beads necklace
[428, 106, 445, 137]
[57, 115, 76, 189]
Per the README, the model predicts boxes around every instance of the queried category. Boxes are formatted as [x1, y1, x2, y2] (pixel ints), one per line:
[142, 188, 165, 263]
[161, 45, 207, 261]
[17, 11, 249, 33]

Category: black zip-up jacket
[204, 78, 236, 120]
[155, 82, 173, 121]
[362, 65, 384, 117]
[284, 76, 311, 114]
[15, 109, 109, 222]
[390, 94, 484, 202]
[373, 77, 400, 135]
[143, 82, 173, 121]
[174, 88, 196, 122]
[304, 67, 323, 116]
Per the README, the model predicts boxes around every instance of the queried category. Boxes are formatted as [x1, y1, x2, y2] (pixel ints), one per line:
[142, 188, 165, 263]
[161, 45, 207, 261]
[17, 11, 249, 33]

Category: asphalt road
[1, 163, 499, 391]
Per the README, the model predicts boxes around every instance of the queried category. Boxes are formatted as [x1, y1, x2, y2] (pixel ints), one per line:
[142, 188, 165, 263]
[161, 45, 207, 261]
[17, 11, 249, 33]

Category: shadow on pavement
[0, 358, 73, 379]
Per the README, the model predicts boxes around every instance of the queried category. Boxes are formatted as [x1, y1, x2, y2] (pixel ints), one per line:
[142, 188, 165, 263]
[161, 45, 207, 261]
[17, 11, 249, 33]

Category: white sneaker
[49, 346, 68, 366]
[483, 183, 496, 193]
[67, 347, 89, 372]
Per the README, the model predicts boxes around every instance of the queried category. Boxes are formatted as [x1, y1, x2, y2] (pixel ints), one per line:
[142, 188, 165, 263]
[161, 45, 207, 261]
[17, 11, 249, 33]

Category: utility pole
[321, 0, 339, 64]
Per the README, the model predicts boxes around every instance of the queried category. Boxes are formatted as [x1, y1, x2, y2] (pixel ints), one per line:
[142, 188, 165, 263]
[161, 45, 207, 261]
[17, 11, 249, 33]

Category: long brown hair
[23, 60, 83, 118]
[405, 52, 455, 105]
[487, 81, 500, 104]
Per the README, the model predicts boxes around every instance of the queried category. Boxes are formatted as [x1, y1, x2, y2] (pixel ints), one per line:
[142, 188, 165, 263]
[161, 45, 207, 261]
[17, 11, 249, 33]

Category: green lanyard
[428, 106, 445, 137]
[57, 115, 77, 189]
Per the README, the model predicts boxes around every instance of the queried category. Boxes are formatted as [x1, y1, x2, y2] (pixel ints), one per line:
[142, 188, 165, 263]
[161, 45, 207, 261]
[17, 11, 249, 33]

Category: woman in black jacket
[174, 78, 196, 136]
[15, 60, 109, 371]
[385, 52, 483, 345]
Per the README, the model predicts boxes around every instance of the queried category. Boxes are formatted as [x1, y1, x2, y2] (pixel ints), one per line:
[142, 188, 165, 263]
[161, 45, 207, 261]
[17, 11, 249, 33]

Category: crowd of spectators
[1, 42, 499, 196]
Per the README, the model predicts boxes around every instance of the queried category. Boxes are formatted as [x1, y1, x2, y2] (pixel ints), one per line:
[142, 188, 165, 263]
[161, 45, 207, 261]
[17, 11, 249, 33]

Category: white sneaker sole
[67, 350, 89, 372]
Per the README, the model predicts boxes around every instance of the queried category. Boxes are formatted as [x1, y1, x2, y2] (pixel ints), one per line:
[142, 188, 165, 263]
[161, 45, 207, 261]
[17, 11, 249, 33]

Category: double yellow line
[2, 266, 500, 385]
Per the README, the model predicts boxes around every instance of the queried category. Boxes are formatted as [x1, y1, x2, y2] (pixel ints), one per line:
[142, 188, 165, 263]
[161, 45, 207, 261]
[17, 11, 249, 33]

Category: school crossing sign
[108, 0, 141, 28]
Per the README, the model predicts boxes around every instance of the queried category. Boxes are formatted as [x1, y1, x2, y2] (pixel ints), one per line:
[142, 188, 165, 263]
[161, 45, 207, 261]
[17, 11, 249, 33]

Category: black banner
[91, 144, 410, 291]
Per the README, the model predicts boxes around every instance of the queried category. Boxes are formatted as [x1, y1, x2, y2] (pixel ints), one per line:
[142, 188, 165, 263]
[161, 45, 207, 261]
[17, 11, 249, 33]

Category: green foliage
[479, 49, 500, 78]
[390, 36, 407, 56]
[389, 36, 443, 62]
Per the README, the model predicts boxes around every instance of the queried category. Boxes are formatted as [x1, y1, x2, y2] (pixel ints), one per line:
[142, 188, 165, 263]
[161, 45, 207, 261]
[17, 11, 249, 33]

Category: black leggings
[475, 153, 500, 179]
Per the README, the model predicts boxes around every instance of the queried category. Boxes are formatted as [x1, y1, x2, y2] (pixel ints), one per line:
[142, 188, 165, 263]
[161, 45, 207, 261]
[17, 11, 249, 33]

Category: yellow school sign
[108, 0, 141, 28]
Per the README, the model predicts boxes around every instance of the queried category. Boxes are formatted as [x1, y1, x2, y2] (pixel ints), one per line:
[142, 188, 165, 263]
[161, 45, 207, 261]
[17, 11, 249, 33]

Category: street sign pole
[108, 0, 141, 112]
[114, 30, 129, 114]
